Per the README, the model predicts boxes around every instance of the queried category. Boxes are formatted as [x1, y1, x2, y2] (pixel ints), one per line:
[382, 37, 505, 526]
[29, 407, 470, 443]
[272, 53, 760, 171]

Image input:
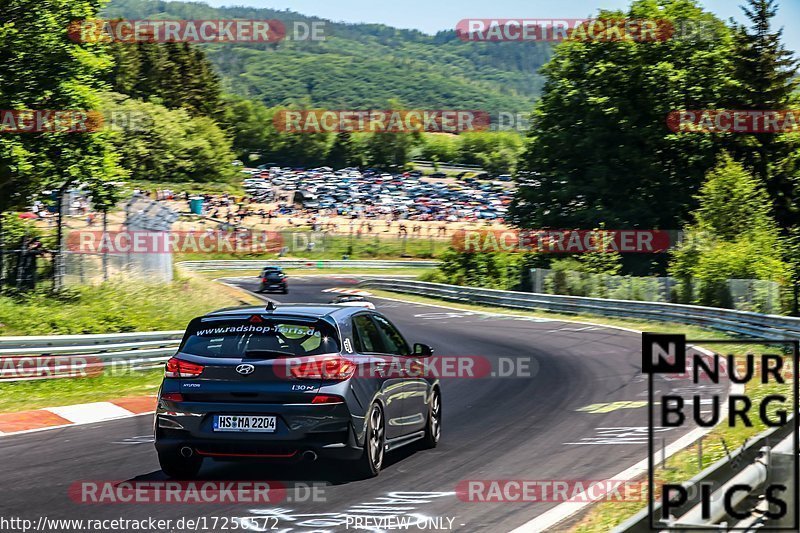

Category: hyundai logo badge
[236, 364, 255, 375]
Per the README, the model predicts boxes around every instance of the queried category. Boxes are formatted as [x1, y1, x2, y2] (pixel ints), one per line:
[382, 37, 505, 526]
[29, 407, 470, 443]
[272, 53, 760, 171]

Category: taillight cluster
[311, 394, 344, 404]
[165, 357, 204, 378]
[290, 356, 355, 380]
[161, 392, 184, 402]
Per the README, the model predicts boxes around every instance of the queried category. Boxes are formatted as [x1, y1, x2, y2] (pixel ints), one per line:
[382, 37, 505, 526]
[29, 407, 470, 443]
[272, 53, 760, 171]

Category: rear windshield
[180, 318, 339, 358]
[264, 271, 283, 279]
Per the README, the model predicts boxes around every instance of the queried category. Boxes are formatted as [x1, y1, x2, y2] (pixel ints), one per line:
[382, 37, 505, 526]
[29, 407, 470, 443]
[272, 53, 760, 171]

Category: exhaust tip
[180, 446, 194, 458]
[302, 450, 318, 462]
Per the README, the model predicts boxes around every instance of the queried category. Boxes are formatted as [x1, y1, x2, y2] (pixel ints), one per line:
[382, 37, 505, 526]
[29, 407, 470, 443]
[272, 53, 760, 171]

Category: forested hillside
[103, 0, 551, 115]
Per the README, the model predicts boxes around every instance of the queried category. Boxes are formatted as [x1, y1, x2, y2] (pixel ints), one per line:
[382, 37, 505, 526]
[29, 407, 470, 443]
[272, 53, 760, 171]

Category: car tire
[158, 450, 203, 479]
[418, 388, 441, 449]
[353, 402, 385, 478]
[282, 287, 288, 294]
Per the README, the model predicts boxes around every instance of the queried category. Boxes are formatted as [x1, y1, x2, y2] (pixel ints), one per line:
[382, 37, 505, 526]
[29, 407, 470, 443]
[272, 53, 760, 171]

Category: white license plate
[213, 415, 276, 433]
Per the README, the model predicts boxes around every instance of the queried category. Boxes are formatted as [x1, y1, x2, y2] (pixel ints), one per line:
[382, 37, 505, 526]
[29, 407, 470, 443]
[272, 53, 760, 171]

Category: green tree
[271, 129, 331, 168]
[108, 41, 223, 118]
[219, 97, 280, 162]
[430, 248, 540, 291]
[511, 0, 734, 230]
[326, 132, 360, 169]
[728, 0, 799, 229]
[418, 134, 461, 164]
[102, 93, 235, 183]
[669, 154, 788, 309]
[364, 133, 418, 170]
[0, 0, 118, 213]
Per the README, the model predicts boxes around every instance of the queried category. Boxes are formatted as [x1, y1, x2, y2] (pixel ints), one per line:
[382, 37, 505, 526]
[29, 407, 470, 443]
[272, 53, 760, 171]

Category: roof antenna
[265, 301, 277, 312]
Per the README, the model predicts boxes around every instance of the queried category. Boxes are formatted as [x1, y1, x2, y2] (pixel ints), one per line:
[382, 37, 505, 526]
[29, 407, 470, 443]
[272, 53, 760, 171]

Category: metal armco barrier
[0, 331, 183, 382]
[353, 278, 800, 531]
[613, 422, 796, 532]
[356, 279, 800, 340]
[177, 260, 439, 271]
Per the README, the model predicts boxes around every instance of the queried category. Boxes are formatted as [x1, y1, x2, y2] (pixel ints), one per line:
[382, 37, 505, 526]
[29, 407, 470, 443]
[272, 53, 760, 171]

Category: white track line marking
[46, 402, 133, 424]
[322, 288, 373, 296]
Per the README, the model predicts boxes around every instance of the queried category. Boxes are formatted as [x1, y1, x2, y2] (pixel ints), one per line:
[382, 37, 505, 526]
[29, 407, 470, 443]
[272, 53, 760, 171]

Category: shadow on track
[128, 444, 423, 485]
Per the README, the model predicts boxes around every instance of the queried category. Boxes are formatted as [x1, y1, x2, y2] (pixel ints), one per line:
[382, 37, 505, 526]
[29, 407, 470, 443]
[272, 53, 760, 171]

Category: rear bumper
[155, 434, 362, 461]
[258, 282, 287, 292]
[154, 400, 362, 460]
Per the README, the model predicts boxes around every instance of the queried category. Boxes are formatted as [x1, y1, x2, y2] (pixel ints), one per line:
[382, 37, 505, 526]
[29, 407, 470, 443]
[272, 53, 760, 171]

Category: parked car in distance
[258, 267, 288, 294]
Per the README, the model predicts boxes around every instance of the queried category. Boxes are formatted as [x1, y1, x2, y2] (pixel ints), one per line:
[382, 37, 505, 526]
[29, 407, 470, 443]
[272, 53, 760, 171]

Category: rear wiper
[244, 349, 297, 359]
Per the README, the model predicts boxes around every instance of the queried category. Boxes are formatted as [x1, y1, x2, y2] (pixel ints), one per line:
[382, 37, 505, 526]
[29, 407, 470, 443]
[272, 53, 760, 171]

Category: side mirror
[413, 343, 434, 357]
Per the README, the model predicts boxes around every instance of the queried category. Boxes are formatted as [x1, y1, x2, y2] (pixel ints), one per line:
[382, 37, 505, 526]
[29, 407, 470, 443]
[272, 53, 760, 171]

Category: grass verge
[0, 274, 264, 410]
[0, 370, 162, 413]
[0, 273, 261, 336]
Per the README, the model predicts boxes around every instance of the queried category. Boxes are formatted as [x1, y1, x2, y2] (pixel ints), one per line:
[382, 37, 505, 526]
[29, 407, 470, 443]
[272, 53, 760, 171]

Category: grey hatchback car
[257, 266, 288, 294]
[154, 303, 441, 478]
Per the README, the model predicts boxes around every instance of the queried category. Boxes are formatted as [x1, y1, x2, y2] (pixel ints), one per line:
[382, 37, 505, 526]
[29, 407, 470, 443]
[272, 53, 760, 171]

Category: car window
[372, 315, 409, 356]
[180, 318, 339, 357]
[352, 314, 385, 353]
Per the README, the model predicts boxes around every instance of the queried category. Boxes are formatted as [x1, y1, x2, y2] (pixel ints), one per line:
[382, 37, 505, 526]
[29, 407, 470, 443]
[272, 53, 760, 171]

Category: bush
[669, 155, 789, 311]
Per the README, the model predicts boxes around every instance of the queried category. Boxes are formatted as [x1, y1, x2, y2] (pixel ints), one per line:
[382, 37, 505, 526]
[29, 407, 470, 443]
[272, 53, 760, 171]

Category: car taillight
[311, 394, 345, 404]
[161, 392, 184, 402]
[290, 357, 355, 380]
[262, 277, 268, 282]
[165, 357, 204, 378]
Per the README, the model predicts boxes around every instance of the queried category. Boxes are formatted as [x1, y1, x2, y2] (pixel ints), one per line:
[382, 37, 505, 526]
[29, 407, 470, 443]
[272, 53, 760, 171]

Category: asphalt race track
[0, 275, 720, 532]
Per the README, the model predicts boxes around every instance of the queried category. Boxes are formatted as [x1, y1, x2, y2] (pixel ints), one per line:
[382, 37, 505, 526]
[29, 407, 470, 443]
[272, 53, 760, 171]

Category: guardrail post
[765, 446, 796, 527]
[697, 436, 704, 471]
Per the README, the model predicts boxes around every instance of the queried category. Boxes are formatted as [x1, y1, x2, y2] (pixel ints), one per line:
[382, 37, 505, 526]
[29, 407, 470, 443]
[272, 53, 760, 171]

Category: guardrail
[356, 278, 800, 530]
[355, 279, 800, 340]
[613, 421, 796, 532]
[177, 260, 439, 272]
[0, 331, 183, 381]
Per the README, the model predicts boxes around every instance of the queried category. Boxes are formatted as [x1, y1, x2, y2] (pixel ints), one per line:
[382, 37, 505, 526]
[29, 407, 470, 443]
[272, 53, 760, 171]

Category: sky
[184, 0, 800, 53]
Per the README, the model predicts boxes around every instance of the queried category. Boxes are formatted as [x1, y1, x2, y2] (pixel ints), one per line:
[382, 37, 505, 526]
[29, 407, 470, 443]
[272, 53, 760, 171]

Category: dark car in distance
[258, 266, 287, 294]
[154, 303, 441, 478]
